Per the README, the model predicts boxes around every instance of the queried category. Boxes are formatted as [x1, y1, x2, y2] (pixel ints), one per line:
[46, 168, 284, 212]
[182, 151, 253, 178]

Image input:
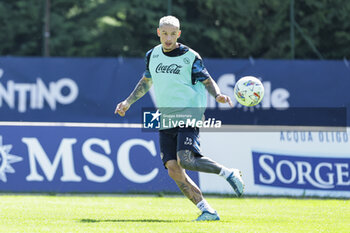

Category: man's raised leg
[177, 150, 245, 197]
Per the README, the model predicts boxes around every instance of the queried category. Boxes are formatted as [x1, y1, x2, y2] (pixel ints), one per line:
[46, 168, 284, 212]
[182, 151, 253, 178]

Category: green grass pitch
[0, 194, 349, 233]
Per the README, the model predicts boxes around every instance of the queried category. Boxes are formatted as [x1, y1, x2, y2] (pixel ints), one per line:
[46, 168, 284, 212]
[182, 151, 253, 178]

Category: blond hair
[159, 15, 180, 29]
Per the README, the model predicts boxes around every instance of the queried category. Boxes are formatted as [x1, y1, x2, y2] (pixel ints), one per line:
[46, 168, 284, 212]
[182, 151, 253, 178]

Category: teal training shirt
[148, 44, 207, 108]
[145, 44, 209, 129]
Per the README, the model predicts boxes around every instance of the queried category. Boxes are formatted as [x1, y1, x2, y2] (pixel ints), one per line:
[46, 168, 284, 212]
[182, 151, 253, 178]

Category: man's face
[157, 24, 181, 52]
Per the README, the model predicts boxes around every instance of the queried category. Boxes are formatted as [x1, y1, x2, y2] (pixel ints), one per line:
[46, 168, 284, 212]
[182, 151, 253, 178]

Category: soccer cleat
[226, 169, 245, 197]
[195, 211, 220, 221]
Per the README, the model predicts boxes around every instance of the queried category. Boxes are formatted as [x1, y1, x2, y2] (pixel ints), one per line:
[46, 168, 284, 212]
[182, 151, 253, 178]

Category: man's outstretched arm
[115, 76, 153, 116]
[202, 77, 233, 107]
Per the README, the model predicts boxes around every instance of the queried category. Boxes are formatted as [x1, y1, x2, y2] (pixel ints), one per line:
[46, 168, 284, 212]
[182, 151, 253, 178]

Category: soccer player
[115, 15, 244, 221]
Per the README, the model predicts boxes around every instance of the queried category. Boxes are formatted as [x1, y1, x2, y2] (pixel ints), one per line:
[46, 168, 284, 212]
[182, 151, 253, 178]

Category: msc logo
[143, 109, 161, 129]
[0, 136, 23, 182]
[0, 134, 159, 184]
[252, 151, 350, 191]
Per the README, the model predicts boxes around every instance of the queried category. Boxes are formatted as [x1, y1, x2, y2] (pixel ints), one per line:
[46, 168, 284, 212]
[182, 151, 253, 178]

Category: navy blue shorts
[159, 127, 202, 167]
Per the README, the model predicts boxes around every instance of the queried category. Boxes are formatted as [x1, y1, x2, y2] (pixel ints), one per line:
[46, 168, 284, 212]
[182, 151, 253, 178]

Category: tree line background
[0, 0, 349, 59]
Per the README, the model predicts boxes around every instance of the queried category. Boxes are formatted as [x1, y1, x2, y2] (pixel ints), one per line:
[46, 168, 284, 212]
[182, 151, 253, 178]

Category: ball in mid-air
[234, 76, 264, 106]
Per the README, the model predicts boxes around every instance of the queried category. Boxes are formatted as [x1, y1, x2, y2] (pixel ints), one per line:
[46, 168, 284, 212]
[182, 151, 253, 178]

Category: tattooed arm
[115, 76, 153, 116]
[202, 77, 233, 107]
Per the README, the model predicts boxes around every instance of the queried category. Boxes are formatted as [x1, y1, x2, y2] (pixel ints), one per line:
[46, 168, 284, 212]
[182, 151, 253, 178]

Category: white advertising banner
[199, 128, 350, 197]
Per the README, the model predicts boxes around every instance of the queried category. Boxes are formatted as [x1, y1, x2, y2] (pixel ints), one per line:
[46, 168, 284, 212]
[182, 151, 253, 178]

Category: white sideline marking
[0, 121, 143, 128]
[0, 121, 345, 132]
[202, 125, 347, 132]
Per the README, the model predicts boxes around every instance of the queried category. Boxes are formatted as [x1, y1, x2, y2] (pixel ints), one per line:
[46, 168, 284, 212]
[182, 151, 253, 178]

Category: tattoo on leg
[178, 150, 195, 166]
[175, 177, 203, 204]
[178, 150, 222, 174]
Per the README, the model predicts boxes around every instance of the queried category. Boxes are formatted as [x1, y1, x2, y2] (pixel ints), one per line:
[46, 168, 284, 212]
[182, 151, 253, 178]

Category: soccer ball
[234, 76, 264, 106]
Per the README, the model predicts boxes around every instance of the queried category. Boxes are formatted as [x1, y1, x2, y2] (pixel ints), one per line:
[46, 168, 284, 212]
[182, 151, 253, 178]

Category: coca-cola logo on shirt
[155, 63, 182, 74]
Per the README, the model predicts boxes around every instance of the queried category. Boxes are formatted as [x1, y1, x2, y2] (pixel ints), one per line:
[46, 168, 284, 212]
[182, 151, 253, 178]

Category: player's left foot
[195, 211, 220, 221]
[226, 169, 245, 197]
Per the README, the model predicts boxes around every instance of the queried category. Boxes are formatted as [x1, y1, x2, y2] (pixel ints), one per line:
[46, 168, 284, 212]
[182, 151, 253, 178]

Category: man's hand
[202, 77, 233, 107]
[114, 100, 130, 117]
[114, 76, 152, 117]
[215, 94, 233, 107]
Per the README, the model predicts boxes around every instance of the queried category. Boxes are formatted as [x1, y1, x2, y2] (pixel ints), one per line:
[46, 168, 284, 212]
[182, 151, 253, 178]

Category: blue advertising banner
[252, 151, 350, 191]
[0, 57, 349, 125]
[0, 124, 198, 193]
[0, 57, 151, 123]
